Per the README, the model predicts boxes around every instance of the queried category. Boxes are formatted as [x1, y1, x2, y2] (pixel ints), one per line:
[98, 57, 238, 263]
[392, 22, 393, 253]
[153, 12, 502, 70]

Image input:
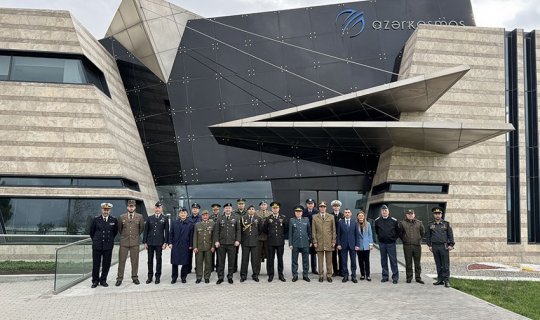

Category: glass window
[11, 56, 86, 84]
[0, 56, 10, 80]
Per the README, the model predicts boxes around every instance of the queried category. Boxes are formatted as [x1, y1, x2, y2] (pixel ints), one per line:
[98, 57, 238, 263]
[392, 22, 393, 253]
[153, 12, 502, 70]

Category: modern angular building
[0, 0, 538, 263]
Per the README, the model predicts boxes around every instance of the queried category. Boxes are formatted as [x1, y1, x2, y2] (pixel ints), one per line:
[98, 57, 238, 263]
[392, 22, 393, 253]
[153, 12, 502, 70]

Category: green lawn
[452, 278, 540, 320]
[0, 260, 55, 274]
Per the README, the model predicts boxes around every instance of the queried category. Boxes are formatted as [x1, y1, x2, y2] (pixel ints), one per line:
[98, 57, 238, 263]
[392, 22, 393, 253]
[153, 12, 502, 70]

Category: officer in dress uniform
[214, 203, 241, 284]
[289, 206, 312, 282]
[240, 205, 263, 282]
[264, 201, 289, 282]
[331, 200, 344, 277]
[187, 203, 202, 274]
[210, 203, 221, 271]
[89, 202, 119, 288]
[302, 198, 319, 274]
[427, 207, 455, 288]
[233, 198, 247, 272]
[193, 210, 215, 284]
[143, 201, 169, 284]
[257, 200, 270, 264]
[115, 199, 145, 286]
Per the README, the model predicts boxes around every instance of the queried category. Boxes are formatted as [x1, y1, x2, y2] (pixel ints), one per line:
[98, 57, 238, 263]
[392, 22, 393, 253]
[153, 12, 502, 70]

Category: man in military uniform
[427, 207, 455, 288]
[399, 209, 426, 284]
[187, 203, 202, 274]
[257, 200, 270, 265]
[214, 203, 241, 284]
[143, 201, 169, 284]
[264, 201, 288, 282]
[312, 201, 336, 282]
[302, 198, 318, 274]
[210, 203, 221, 271]
[331, 200, 344, 277]
[89, 202, 119, 288]
[289, 206, 311, 282]
[374, 204, 401, 284]
[193, 210, 215, 283]
[115, 199, 145, 286]
[233, 198, 247, 272]
[240, 205, 263, 282]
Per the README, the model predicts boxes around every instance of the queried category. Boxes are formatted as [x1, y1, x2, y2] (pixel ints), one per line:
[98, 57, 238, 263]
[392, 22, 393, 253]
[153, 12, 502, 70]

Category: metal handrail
[0, 234, 89, 238]
[55, 237, 91, 250]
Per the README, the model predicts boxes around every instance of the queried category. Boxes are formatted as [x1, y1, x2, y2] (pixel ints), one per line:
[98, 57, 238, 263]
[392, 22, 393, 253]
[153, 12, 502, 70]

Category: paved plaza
[0, 247, 529, 320]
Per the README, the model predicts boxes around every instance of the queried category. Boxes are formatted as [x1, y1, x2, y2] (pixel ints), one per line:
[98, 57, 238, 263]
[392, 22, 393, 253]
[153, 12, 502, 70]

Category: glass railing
[53, 238, 121, 294]
[0, 234, 88, 245]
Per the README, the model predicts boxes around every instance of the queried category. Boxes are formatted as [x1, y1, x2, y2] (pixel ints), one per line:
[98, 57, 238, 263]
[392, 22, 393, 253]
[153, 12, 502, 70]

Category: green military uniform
[193, 219, 216, 282]
[214, 203, 241, 283]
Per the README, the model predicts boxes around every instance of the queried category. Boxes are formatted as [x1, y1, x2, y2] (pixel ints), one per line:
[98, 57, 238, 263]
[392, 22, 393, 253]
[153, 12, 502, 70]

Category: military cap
[270, 201, 280, 208]
[237, 198, 246, 204]
[223, 202, 233, 208]
[405, 209, 415, 214]
[191, 202, 201, 209]
[305, 198, 315, 204]
[179, 207, 188, 212]
[259, 200, 268, 206]
[155, 201, 163, 207]
[101, 202, 113, 209]
[432, 207, 444, 214]
[201, 210, 209, 215]
[294, 206, 304, 212]
[211, 203, 221, 209]
[247, 205, 255, 210]
[381, 204, 388, 210]
[318, 201, 327, 207]
[331, 200, 342, 207]
[127, 199, 136, 206]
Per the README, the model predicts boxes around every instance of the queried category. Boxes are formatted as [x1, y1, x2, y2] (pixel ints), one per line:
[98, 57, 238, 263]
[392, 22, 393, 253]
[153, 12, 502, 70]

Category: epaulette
[391, 217, 397, 221]
[374, 217, 380, 221]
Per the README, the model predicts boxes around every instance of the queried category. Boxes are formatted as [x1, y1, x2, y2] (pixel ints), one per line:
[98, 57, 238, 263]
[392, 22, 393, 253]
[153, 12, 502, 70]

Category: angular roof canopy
[210, 65, 514, 171]
[106, 0, 201, 82]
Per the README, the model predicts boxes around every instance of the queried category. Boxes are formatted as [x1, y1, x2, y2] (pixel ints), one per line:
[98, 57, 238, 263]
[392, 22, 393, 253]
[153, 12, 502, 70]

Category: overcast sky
[1, 0, 538, 38]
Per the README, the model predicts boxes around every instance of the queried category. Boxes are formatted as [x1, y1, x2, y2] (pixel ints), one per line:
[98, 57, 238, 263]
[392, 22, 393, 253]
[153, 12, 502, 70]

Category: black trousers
[357, 250, 371, 277]
[147, 245, 163, 279]
[92, 248, 112, 284]
[432, 244, 450, 281]
[332, 248, 341, 275]
[403, 244, 422, 281]
[217, 244, 236, 280]
[267, 245, 284, 277]
[240, 245, 260, 278]
[171, 264, 189, 280]
[309, 247, 318, 273]
[233, 246, 239, 271]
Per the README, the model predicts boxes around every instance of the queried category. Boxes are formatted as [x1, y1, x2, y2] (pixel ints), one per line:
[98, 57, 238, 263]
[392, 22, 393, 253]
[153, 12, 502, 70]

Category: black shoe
[204, 279, 209, 284]
[91, 282, 98, 288]
[318, 277, 324, 282]
[433, 280, 444, 285]
[342, 277, 348, 283]
[115, 280, 122, 286]
[279, 275, 286, 282]
[312, 271, 318, 275]
[366, 277, 371, 282]
[360, 276, 365, 280]
[240, 277, 246, 283]
[444, 281, 450, 288]
[392, 280, 398, 284]
[381, 278, 389, 283]
[303, 276, 311, 282]
[327, 277, 333, 283]
[228, 278, 234, 284]
[292, 276, 298, 282]
[253, 277, 259, 282]
[352, 278, 358, 283]
[406, 279, 412, 283]
[416, 279, 425, 284]
[100, 282, 109, 287]
[146, 278, 152, 284]
[268, 276, 273, 282]
[133, 279, 140, 285]
[196, 279, 201, 284]
[155, 278, 160, 284]
[216, 279, 224, 284]
[181, 279, 186, 283]
[171, 279, 177, 284]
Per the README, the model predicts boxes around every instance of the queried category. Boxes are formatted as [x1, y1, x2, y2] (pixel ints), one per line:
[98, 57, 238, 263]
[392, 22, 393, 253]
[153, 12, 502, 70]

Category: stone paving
[0, 246, 530, 320]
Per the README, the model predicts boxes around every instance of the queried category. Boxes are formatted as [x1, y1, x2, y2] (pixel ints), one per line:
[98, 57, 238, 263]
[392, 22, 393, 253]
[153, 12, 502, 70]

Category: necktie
[104, 217, 107, 223]
[227, 215, 230, 220]
[321, 214, 325, 219]
[129, 214, 133, 220]
[346, 219, 350, 227]
[250, 216, 253, 223]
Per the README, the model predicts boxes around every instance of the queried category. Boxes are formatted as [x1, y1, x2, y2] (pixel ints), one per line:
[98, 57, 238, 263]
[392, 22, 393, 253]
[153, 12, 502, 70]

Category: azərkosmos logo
[336, 8, 466, 38]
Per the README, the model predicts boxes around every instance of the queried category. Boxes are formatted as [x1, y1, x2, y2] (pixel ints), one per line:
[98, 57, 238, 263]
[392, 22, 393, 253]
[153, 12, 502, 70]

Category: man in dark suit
[143, 201, 169, 284]
[331, 200, 344, 277]
[336, 208, 360, 283]
[89, 202, 119, 288]
[302, 198, 318, 274]
[264, 201, 289, 282]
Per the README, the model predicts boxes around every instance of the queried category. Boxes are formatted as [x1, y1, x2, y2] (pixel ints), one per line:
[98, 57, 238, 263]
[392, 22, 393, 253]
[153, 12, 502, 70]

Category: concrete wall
[368, 24, 540, 263]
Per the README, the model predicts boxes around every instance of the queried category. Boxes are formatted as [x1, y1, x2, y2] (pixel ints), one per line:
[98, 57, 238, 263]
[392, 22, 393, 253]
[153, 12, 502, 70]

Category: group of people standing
[89, 198, 455, 288]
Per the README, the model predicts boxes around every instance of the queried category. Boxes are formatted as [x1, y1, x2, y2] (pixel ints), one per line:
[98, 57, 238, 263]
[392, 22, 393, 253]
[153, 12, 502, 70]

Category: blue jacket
[170, 219, 194, 265]
[289, 217, 311, 248]
[356, 222, 373, 250]
[337, 218, 359, 250]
